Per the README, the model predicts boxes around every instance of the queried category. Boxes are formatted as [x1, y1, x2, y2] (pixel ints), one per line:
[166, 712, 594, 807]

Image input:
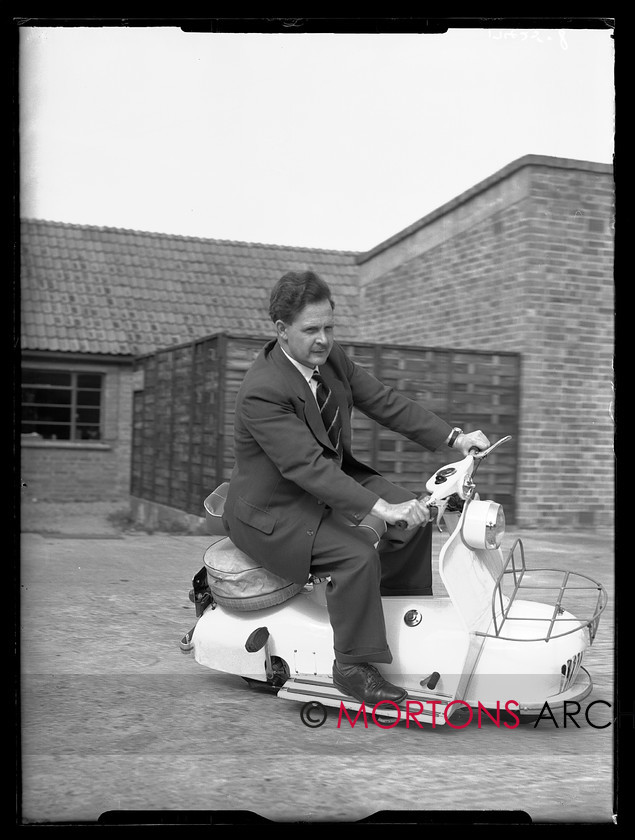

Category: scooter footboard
[277, 675, 458, 726]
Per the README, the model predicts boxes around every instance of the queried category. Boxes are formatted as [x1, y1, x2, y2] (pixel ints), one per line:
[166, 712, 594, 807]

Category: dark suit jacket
[222, 339, 453, 583]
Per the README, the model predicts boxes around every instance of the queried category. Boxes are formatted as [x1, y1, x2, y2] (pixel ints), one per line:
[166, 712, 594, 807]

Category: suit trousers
[309, 474, 433, 665]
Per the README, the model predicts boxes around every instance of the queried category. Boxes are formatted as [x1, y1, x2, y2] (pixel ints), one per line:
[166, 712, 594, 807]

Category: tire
[241, 656, 290, 692]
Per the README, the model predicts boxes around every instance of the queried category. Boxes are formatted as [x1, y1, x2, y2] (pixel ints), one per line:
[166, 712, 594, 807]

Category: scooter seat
[203, 535, 305, 611]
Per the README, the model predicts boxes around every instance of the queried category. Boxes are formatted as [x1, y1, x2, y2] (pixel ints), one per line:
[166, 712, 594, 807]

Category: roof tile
[21, 219, 362, 357]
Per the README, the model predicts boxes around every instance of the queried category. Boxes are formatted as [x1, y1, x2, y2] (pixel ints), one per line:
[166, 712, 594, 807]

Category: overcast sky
[18, 22, 615, 252]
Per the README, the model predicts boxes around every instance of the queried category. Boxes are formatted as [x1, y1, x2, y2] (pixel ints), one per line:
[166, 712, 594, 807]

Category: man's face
[276, 299, 334, 369]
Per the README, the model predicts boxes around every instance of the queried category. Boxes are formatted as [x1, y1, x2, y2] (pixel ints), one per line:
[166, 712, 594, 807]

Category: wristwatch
[447, 427, 463, 448]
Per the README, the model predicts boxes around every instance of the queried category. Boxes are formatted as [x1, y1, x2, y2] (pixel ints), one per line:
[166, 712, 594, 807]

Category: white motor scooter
[180, 437, 607, 726]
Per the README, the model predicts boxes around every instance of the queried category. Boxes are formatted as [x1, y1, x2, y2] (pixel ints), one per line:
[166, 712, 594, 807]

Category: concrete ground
[17, 499, 618, 826]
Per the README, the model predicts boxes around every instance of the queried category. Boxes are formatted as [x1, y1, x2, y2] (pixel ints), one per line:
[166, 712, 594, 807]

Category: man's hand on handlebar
[370, 497, 431, 530]
[453, 429, 490, 457]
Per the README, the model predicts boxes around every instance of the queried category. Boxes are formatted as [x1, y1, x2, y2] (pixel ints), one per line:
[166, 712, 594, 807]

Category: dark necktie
[312, 372, 343, 458]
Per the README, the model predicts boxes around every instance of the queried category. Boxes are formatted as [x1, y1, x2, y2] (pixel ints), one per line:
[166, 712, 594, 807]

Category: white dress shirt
[280, 344, 319, 400]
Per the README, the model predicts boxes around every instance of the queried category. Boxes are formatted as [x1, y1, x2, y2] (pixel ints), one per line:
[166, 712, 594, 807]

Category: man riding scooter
[221, 270, 490, 707]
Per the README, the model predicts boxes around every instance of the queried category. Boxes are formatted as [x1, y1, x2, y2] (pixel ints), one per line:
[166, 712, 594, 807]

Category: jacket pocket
[234, 496, 276, 535]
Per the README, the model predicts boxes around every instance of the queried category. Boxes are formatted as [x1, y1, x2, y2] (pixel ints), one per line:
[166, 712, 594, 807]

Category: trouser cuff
[334, 647, 393, 665]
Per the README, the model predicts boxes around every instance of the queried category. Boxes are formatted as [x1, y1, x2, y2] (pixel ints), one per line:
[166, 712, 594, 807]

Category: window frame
[21, 364, 106, 443]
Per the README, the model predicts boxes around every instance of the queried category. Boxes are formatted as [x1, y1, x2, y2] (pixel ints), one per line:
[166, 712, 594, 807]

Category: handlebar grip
[396, 508, 437, 530]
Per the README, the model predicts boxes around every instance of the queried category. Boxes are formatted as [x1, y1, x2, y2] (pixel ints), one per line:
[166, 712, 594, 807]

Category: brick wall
[21, 361, 134, 502]
[357, 158, 614, 529]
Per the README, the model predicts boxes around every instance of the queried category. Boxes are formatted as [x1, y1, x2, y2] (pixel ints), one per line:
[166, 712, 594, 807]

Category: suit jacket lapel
[269, 341, 338, 454]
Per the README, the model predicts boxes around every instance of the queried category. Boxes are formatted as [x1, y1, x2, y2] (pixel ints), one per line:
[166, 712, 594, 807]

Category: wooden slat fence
[131, 333, 520, 521]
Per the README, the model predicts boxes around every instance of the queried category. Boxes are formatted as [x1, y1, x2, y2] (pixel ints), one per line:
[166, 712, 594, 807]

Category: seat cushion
[203, 536, 304, 611]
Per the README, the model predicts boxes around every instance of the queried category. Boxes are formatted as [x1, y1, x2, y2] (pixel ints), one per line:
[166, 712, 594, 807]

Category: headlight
[462, 500, 505, 549]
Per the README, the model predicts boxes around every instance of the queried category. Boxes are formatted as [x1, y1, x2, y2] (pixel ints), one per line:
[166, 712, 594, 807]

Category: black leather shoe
[332, 660, 407, 705]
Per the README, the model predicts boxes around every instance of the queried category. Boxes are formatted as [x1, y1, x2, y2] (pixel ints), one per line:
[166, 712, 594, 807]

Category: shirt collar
[279, 343, 318, 383]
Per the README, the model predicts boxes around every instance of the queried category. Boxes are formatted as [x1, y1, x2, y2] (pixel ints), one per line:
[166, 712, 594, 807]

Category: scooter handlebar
[393, 436, 511, 529]
[395, 502, 437, 530]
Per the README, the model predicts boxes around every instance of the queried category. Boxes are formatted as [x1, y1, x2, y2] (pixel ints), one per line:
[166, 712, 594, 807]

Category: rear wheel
[242, 656, 290, 692]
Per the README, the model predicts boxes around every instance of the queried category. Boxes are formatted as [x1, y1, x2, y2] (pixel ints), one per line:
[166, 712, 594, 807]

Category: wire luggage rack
[475, 538, 608, 643]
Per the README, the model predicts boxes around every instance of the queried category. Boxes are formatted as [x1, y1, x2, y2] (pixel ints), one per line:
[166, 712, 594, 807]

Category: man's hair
[269, 271, 334, 324]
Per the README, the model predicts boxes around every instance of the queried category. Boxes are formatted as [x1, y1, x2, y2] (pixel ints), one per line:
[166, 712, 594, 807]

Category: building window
[21, 369, 103, 441]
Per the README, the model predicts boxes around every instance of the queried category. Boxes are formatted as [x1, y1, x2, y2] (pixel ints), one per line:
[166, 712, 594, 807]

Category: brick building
[19, 154, 614, 528]
[357, 155, 614, 528]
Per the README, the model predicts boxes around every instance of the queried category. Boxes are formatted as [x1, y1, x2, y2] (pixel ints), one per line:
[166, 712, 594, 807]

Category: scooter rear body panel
[192, 584, 334, 680]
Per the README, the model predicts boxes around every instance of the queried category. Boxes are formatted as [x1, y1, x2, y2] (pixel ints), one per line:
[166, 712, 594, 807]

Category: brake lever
[472, 435, 512, 460]
[470, 434, 512, 479]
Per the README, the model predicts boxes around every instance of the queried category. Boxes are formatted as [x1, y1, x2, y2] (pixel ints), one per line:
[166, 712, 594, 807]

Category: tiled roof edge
[19, 217, 362, 257]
